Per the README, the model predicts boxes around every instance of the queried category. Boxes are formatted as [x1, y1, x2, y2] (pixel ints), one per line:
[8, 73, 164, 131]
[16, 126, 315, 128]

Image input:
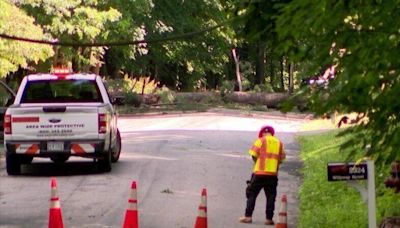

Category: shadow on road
[17, 161, 106, 176]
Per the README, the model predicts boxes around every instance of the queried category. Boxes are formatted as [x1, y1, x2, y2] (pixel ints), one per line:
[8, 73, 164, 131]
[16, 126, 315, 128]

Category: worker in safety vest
[239, 125, 286, 225]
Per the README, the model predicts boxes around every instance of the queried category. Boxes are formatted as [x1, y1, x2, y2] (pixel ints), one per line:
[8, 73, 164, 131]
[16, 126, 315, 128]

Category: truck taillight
[98, 113, 107, 134]
[4, 114, 11, 134]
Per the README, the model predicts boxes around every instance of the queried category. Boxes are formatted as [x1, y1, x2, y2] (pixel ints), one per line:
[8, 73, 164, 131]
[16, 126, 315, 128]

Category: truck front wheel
[6, 154, 21, 175]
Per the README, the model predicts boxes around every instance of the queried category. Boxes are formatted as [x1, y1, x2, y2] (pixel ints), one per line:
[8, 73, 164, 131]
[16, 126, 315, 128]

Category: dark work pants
[245, 174, 278, 220]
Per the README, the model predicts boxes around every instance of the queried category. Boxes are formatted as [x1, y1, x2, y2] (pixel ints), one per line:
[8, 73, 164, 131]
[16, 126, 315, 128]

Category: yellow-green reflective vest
[248, 135, 284, 176]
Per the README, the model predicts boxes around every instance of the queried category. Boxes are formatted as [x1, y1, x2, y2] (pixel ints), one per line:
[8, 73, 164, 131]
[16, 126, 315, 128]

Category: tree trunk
[93, 63, 101, 75]
[153, 64, 158, 82]
[280, 57, 285, 91]
[255, 42, 266, 85]
[268, 48, 275, 89]
[288, 62, 294, 94]
[72, 47, 84, 72]
[52, 47, 59, 67]
[231, 48, 242, 91]
[102, 49, 120, 78]
[141, 77, 146, 95]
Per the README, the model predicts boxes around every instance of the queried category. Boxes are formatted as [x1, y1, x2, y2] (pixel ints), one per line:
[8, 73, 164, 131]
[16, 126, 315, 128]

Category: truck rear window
[21, 80, 102, 103]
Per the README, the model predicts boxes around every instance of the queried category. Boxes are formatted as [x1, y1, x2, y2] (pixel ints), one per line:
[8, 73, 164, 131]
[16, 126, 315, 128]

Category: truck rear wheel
[111, 130, 121, 163]
[98, 151, 112, 172]
[6, 154, 21, 175]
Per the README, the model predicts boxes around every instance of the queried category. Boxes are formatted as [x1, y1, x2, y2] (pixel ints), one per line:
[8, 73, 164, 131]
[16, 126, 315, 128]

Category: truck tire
[98, 151, 112, 172]
[6, 154, 21, 175]
[111, 129, 121, 163]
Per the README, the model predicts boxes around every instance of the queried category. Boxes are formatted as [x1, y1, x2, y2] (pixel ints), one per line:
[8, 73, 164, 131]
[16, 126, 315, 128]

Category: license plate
[47, 142, 64, 151]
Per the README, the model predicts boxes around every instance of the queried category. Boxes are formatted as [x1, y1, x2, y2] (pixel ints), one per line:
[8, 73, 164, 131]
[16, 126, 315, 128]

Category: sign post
[327, 160, 376, 228]
[366, 160, 376, 228]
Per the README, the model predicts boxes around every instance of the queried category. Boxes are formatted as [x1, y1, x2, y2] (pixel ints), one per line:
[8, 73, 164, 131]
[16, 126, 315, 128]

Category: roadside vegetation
[106, 76, 278, 115]
[297, 131, 400, 228]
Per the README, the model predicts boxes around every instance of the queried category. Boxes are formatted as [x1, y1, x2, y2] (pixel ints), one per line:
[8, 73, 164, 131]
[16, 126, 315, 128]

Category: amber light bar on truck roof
[51, 67, 73, 74]
[51, 67, 73, 78]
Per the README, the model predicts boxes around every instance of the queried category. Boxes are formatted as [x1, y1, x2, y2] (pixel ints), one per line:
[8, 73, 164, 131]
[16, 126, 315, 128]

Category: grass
[301, 118, 336, 131]
[297, 131, 400, 228]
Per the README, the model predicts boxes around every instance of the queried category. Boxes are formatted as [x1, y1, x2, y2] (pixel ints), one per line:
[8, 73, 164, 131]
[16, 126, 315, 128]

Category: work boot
[265, 219, 274, 225]
[238, 216, 252, 223]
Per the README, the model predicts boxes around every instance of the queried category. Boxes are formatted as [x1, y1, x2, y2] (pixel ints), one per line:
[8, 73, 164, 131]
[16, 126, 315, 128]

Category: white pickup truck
[3, 71, 121, 175]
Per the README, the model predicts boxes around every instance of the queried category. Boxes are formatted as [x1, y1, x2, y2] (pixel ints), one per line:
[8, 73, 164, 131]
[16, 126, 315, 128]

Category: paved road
[0, 111, 308, 228]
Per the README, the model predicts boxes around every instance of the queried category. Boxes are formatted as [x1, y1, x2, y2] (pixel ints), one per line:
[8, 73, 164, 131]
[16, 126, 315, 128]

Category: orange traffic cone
[49, 178, 64, 228]
[275, 194, 287, 228]
[194, 188, 207, 228]
[123, 181, 139, 228]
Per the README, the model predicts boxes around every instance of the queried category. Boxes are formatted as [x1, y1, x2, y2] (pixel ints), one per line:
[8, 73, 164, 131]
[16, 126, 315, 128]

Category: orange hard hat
[258, 125, 275, 137]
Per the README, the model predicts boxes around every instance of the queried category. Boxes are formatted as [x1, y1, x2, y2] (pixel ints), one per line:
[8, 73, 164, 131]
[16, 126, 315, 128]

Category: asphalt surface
[0, 109, 319, 227]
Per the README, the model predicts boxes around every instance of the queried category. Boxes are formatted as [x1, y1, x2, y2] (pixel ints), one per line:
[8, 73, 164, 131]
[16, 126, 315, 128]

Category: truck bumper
[5, 140, 107, 159]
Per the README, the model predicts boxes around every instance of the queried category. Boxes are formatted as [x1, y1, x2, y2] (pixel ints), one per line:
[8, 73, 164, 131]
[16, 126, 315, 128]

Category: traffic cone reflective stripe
[275, 194, 287, 228]
[123, 181, 139, 228]
[49, 178, 64, 228]
[194, 188, 207, 228]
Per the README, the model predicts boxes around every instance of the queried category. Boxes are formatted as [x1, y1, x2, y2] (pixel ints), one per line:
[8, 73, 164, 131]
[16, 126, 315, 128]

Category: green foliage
[376, 188, 400, 219]
[0, 0, 53, 77]
[3, 0, 236, 91]
[219, 80, 235, 97]
[253, 83, 274, 93]
[155, 86, 176, 104]
[231, 1, 293, 91]
[280, 88, 311, 112]
[105, 75, 158, 95]
[298, 131, 400, 227]
[16, 0, 121, 70]
[104, 0, 234, 89]
[105, 76, 159, 107]
[276, 0, 400, 165]
[241, 78, 251, 91]
[123, 91, 142, 107]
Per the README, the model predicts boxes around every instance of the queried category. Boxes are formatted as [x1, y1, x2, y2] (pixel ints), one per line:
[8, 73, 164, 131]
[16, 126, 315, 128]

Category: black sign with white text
[327, 162, 368, 181]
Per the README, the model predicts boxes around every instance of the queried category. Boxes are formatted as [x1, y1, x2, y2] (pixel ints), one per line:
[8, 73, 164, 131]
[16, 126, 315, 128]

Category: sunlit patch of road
[120, 153, 179, 161]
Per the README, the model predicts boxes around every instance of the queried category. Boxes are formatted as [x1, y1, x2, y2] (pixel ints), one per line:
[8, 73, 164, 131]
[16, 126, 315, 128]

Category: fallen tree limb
[225, 92, 290, 108]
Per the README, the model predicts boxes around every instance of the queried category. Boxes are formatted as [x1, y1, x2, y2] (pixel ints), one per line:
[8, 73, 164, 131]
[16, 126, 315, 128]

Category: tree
[91, 0, 235, 90]
[101, 0, 153, 78]
[105, 0, 235, 91]
[276, 0, 400, 164]
[15, 0, 121, 72]
[231, 0, 292, 92]
[0, 0, 53, 77]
